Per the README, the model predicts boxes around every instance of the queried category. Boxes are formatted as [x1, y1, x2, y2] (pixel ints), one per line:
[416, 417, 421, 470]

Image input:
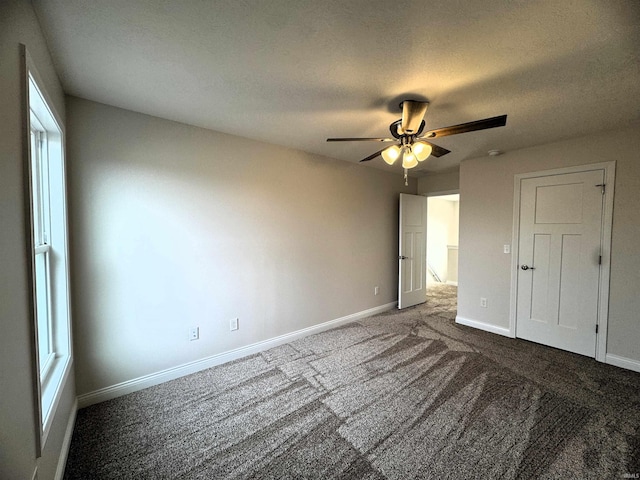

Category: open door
[398, 193, 428, 309]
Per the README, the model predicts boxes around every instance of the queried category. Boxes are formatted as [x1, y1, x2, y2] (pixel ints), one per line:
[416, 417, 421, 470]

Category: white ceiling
[34, 0, 640, 176]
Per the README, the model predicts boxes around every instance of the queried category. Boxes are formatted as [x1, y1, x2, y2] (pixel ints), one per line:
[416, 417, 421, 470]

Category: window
[25, 50, 72, 449]
[30, 121, 56, 379]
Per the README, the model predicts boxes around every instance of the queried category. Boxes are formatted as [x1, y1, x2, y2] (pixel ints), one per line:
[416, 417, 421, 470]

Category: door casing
[509, 162, 616, 362]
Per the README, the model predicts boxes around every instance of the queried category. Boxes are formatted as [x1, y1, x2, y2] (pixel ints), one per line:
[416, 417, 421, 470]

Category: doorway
[426, 193, 459, 313]
[426, 194, 459, 286]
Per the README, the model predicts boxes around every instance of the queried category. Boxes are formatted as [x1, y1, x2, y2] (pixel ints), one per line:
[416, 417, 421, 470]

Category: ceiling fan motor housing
[390, 119, 426, 139]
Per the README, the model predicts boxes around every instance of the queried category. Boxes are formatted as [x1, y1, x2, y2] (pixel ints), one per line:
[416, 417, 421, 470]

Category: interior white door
[398, 193, 428, 309]
[516, 170, 604, 356]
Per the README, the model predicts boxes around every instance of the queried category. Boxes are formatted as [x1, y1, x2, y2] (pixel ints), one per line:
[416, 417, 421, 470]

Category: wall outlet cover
[189, 327, 199, 340]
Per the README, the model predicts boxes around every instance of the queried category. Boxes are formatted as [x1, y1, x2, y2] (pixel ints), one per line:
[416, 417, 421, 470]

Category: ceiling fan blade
[423, 142, 451, 158]
[425, 114, 507, 138]
[359, 147, 388, 163]
[401, 100, 429, 135]
[327, 137, 397, 142]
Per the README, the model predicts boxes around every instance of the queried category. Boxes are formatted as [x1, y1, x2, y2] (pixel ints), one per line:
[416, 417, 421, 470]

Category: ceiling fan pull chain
[404, 169, 408, 186]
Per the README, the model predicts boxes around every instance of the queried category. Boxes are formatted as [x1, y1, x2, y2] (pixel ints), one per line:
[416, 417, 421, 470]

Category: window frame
[21, 45, 73, 454]
[30, 123, 56, 380]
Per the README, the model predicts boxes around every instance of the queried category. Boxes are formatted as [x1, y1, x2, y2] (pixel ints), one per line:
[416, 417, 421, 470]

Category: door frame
[508, 161, 616, 362]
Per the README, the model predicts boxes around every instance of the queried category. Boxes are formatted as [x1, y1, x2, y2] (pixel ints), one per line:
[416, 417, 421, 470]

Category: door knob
[399, 256, 408, 260]
[520, 264, 535, 270]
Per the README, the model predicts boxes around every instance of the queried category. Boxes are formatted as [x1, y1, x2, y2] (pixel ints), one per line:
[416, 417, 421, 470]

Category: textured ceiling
[33, 0, 640, 175]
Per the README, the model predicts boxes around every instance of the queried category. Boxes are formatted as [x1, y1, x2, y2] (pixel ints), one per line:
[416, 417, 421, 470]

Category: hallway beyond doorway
[427, 194, 459, 286]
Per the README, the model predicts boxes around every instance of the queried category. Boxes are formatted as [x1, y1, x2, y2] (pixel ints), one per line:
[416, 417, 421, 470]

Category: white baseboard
[445, 281, 458, 286]
[455, 315, 512, 338]
[55, 398, 77, 480]
[605, 353, 640, 373]
[77, 302, 397, 408]
[454, 320, 640, 374]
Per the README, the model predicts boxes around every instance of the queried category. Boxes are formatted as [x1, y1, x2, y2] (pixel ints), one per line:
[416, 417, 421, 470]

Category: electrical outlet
[480, 298, 488, 308]
[230, 317, 239, 331]
[189, 327, 199, 341]
[374, 286, 379, 296]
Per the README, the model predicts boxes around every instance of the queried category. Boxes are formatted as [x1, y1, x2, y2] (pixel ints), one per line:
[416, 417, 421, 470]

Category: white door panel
[516, 170, 604, 357]
[399, 194, 427, 309]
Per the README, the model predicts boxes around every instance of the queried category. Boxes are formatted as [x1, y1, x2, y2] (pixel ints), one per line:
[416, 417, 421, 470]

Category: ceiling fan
[327, 100, 507, 183]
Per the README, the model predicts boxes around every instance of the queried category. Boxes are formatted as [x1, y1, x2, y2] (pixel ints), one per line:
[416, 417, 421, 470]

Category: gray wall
[0, 1, 76, 478]
[458, 124, 640, 362]
[417, 169, 460, 195]
[66, 97, 416, 396]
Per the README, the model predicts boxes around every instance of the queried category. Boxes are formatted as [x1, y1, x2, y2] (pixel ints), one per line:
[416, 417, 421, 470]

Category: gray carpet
[64, 284, 640, 479]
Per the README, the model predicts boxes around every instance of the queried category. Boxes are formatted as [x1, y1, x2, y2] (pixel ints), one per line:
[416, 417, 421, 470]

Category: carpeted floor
[64, 284, 640, 479]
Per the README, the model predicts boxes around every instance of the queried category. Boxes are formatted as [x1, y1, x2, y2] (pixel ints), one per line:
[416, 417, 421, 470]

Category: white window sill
[40, 354, 72, 446]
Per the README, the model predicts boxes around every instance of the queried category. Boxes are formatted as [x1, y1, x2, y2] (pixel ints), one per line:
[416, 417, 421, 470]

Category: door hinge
[595, 183, 605, 194]
[596, 324, 599, 334]
[599, 255, 602, 265]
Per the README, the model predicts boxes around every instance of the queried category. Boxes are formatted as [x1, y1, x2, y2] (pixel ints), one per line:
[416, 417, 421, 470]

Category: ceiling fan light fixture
[381, 144, 401, 165]
[413, 141, 432, 162]
[402, 149, 418, 169]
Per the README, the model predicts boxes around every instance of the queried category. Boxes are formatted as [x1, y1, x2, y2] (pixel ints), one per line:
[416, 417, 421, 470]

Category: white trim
[54, 398, 77, 480]
[78, 302, 397, 408]
[455, 316, 512, 338]
[509, 162, 616, 360]
[595, 163, 616, 362]
[445, 281, 458, 286]
[22, 44, 43, 458]
[508, 173, 522, 338]
[34, 244, 51, 255]
[605, 354, 640, 374]
[421, 189, 460, 198]
[41, 357, 72, 446]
